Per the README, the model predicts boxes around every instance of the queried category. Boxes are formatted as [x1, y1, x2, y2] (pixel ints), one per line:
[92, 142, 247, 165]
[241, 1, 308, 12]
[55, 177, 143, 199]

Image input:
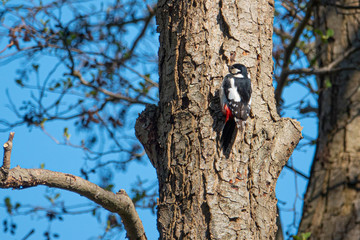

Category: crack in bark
[218, 0, 238, 42]
[201, 173, 211, 239]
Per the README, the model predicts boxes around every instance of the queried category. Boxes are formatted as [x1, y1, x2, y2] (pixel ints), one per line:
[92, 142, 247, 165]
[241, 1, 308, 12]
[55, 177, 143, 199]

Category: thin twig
[120, 7, 156, 63]
[284, 163, 309, 180]
[2, 132, 15, 170]
[72, 70, 148, 105]
[325, 2, 360, 10]
[275, 0, 317, 105]
[0, 40, 14, 54]
[123, 64, 159, 88]
[22, 229, 35, 240]
[286, 44, 360, 75]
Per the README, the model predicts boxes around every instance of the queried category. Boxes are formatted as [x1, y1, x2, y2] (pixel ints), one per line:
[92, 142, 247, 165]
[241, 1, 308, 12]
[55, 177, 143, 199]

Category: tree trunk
[136, 0, 302, 239]
[299, 2, 360, 239]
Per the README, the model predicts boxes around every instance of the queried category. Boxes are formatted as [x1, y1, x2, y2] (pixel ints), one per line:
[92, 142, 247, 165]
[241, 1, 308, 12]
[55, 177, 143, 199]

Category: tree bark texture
[136, 0, 302, 239]
[299, 2, 360, 239]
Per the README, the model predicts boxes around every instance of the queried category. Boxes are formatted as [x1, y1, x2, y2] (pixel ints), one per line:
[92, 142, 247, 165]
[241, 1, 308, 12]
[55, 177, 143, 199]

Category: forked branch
[0, 132, 147, 240]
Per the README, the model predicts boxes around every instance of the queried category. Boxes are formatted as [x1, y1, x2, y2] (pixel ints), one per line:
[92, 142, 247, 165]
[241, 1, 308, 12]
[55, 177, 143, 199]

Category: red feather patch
[224, 104, 233, 122]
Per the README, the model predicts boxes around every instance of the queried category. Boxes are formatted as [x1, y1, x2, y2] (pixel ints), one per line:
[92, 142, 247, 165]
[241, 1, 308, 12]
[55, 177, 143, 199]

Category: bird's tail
[220, 118, 236, 151]
[234, 118, 245, 133]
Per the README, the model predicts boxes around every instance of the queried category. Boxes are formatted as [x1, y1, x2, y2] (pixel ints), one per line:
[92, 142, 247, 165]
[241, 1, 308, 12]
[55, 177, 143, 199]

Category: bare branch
[120, 6, 156, 62]
[0, 166, 147, 240]
[72, 70, 148, 105]
[281, 1, 313, 24]
[0, 40, 14, 54]
[2, 132, 14, 170]
[273, 27, 293, 40]
[286, 44, 360, 75]
[325, 2, 360, 10]
[284, 163, 309, 180]
[299, 105, 318, 114]
[275, 0, 317, 105]
[0, 134, 147, 239]
[123, 64, 159, 88]
[22, 229, 35, 240]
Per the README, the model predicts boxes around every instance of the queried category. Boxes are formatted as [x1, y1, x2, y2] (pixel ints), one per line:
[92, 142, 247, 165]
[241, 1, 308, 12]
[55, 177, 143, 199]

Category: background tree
[298, 1, 360, 239]
[272, 0, 360, 239]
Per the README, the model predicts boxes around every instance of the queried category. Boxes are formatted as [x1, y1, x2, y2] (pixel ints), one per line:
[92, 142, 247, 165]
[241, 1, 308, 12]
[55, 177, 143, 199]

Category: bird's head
[228, 64, 250, 79]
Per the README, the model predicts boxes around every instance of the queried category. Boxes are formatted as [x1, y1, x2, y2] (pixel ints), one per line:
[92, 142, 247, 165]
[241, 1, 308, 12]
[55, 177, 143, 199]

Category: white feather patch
[233, 73, 244, 78]
[227, 78, 241, 102]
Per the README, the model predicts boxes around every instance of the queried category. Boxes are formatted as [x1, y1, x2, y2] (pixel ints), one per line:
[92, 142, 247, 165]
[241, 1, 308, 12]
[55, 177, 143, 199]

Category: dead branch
[0, 133, 147, 240]
[2, 132, 14, 170]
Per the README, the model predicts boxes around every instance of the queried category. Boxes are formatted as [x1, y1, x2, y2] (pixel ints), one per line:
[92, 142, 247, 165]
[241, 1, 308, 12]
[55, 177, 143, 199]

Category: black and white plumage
[220, 63, 252, 150]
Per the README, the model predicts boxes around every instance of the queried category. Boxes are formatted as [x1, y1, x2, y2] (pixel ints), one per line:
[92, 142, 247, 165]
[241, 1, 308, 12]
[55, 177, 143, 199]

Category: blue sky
[0, 58, 158, 239]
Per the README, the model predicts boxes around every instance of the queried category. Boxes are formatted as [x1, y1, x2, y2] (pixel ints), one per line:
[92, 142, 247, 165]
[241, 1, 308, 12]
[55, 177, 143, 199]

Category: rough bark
[299, 1, 360, 239]
[135, 0, 302, 239]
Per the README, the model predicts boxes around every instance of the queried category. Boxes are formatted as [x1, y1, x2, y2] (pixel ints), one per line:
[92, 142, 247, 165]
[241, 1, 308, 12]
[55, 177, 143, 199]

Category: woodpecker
[220, 63, 252, 150]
